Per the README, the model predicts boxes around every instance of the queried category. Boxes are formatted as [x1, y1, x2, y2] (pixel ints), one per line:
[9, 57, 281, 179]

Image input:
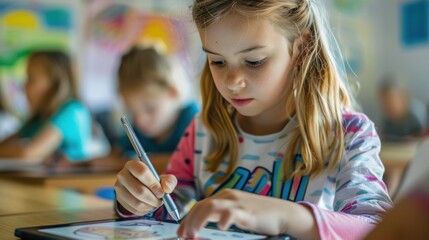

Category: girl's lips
[231, 98, 254, 107]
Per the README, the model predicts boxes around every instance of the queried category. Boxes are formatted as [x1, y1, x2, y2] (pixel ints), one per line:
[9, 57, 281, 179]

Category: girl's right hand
[114, 160, 178, 215]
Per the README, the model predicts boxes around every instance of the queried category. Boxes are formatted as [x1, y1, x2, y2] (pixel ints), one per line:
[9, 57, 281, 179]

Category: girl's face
[122, 86, 180, 138]
[379, 89, 409, 121]
[199, 13, 296, 121]
[25, 58, 53, 114]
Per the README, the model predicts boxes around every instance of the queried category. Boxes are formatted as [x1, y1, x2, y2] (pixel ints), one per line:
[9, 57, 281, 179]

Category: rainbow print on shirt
[203, 155, 310, 201]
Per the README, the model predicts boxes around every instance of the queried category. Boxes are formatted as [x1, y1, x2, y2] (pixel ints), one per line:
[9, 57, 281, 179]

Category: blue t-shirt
[118, 102, 199, 157]
[20, 100, 92, 161]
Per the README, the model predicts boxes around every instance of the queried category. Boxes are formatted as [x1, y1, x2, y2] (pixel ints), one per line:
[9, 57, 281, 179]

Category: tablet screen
[38, 218, 266, 239]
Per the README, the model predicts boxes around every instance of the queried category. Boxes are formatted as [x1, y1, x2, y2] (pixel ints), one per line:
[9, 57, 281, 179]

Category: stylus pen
[121, 116, 181, 222]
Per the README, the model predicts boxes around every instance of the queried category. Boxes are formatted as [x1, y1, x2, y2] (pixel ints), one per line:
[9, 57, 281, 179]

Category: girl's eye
[210, 60, 226, 67]
[245, 59, 266, 67]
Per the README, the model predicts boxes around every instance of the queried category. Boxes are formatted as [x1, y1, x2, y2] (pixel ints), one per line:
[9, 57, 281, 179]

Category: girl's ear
[291, 31, 311, 65]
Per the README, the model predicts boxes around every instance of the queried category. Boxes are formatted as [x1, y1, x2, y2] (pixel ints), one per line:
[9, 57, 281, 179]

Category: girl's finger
[178, 199, 234, 237]
[117, 170, 162, 208]
[115, 183, 158, 214]
[177, 201, 211, 238]
[160, 174, 178, 193]
[217, 209, 235, 231]
[126, 160, 165, 199]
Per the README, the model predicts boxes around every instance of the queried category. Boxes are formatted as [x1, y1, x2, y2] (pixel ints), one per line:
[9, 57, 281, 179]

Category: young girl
[112, 46, 198, 172]
[0, 50, 93, 162]
[114, 1, 392, 239]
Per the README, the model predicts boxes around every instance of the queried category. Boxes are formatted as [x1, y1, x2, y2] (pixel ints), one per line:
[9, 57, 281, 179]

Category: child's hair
[379, 74, 407, 94]
[117, 46, 191, 103]
[28, 50, 78, 120]
[118, 47, 172, 92]
[192, 0, 356, 179]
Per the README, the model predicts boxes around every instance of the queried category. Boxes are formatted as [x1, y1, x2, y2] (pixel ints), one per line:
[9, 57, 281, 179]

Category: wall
[383, 0, 429, 105]
[327, 0, 429, 126]
[2, 0, 427, 122]
[326, 0, 386, 124]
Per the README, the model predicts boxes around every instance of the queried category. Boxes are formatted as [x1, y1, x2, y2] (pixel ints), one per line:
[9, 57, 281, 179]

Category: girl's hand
[177, 189, 319, 239]
[177, 189, 290, 237]
[114, 160, 178, 215]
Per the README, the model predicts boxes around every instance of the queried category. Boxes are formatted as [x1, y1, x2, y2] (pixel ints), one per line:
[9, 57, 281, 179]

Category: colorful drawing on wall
[82, 1, 195, 111]
[0, 1, 77, 116]
[87, 3, 189, 55]
[401, 0, 429, 47]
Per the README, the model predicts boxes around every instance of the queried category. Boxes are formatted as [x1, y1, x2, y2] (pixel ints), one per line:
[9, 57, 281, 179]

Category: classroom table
[379, 140, 420, 195]
[0, 207, 115, 240]
[0, 166, 120, 195]
[0, 180, 112, 216]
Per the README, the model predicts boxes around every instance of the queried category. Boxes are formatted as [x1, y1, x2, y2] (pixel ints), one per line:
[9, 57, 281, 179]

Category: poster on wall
[401, 0, 429, 47]
[0, 0, 80, 116]
[81, 0, 198, 112]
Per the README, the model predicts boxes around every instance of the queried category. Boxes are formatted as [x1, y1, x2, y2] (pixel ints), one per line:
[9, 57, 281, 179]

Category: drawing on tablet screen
[119, 220, 164, 227]
[73, 227, 159, 239]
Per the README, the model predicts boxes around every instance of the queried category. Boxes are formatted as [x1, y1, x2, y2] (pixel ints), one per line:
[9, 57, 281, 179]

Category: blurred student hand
[114, 160, 177, 215]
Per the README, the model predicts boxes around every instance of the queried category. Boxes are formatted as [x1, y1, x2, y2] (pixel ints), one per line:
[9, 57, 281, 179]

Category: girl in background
[0, 86, 20, 141]
[0, 50, 94, 162]
[115, 1, 392, 239]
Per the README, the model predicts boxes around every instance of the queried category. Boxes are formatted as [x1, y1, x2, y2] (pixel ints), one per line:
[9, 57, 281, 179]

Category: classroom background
[1, 0, 428, 133]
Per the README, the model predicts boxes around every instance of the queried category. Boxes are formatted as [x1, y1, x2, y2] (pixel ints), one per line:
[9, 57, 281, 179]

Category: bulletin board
[401, 0, 429, 47]
[0, 0, 80, 116]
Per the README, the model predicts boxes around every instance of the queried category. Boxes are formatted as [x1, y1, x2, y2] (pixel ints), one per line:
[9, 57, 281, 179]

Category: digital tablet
[15, 216, 291, 240]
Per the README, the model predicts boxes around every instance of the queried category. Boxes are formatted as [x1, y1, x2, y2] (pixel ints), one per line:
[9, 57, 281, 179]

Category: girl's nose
[225, 67, 246, 93]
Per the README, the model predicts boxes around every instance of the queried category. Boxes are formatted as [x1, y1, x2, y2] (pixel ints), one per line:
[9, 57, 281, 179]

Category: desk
[1, 166, 119, 195]
[380, 141, 420, 195]
[0, 207, 115, 240]
[380, 141, 419, 166]
[0, 180, 112, 216]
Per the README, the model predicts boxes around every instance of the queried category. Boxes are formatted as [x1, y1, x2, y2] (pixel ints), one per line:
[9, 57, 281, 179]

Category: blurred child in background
[0, 50, 95, 163]
[110, 46, 198, 172]
[0, 86, 20, 141]
[378, 75, 428, 142]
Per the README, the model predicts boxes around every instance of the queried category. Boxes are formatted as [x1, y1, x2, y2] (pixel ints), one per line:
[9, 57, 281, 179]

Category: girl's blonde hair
[193, 0, 356, 179]
[28, 50, 78, 120]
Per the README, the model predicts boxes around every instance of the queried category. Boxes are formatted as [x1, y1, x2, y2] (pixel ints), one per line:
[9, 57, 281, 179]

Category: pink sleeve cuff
[298, 202, 376, 240]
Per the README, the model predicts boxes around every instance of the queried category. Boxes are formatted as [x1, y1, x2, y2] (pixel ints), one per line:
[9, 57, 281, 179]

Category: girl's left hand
[176, 189, 292, 238]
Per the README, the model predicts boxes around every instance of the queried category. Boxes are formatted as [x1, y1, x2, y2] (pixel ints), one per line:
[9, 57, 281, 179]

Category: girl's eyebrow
[202, 46, 266, 55]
